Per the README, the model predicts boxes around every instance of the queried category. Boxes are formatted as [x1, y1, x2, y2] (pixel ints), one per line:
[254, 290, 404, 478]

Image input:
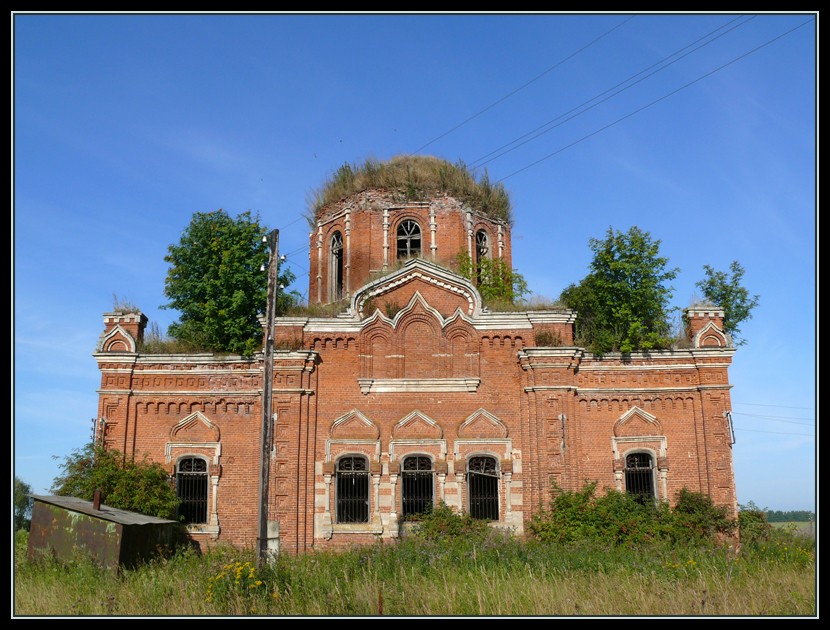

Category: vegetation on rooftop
[111, 294, 141, 315]
[307, 155, 513, 226]
[161, 210, 299, 357]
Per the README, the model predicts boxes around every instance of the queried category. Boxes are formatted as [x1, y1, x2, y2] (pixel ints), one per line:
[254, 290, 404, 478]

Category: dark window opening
[402, 455, 434, 516]
[475, 230, 490, 262]
[474, 230, 491, 284]
[467, 456, 499, 520]
[396, 220, 422, 260]
[336, 456, 369, 524]
[330, 231, 344, 302]
[176, 457, 208, 524]
[624, 452, 655, 503]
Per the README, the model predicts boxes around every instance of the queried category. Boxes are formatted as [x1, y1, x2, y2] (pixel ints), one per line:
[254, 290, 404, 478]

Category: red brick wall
[308, 192, 512, 305]
[96, 303, 736, 555]
[94, 196, 736, 555]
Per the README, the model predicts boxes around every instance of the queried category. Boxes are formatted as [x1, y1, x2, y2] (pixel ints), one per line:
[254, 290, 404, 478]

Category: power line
[469, 14, 755, 170]
[283, 244, 310, 258]
[409, 15, 636, 156]
[495, 17, 813, 184]
[735, 427, 814, 437]
[275, 19, 636, 234]
[282, 258, 308, 275]
[731, 412, 814, 425]
[733, 402, 815, 411]
[274, 17, 808, 243]
[278, 214, 308, 231]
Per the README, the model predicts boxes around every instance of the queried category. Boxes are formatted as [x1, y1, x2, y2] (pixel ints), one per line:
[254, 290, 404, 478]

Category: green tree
[50, 442, 180, 520]
[162, 209, 298, 356]
[14, 476, 33, 531]
[694, 260, 759, 346]
[560, 226, 679, 354]
[456, 251, 529, 306]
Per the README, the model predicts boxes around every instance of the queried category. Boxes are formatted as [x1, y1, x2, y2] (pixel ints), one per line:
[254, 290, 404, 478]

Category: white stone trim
[97, 324, 137, 353]
[393, 410, 443, 436]
[612, 443, 667, 501]
[128, 390, 261, 396]
[329, 409, 380, 438]
[169, 453, 221, 535]
[359, 274, 476, 317]
[165, 441, 221, 465]
[611, 436, 667, 460]
[352, 258, 481, 317]
[453, 439, 512, 461]
[389, 438, 448, 461]
[577, 386, 710, 394]
[324, 439, 381, 463]
[358, 377, 480, 394]
[458, 409, 509, 437]
[693, 321, 732, 348]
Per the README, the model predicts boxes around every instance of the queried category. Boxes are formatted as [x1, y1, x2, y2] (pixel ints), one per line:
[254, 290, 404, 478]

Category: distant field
[772, 521, 816, 538]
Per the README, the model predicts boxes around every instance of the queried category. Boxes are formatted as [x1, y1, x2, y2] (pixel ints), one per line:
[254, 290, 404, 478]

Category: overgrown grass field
[14, 490, 816, 617]
[13, 529, 815, 617]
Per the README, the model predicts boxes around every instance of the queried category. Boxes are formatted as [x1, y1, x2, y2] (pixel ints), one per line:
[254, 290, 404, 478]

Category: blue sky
[13, 12, 816, 512]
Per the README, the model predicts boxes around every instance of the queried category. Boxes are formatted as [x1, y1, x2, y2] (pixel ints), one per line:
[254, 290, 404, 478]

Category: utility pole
[257, 228, 279, 567]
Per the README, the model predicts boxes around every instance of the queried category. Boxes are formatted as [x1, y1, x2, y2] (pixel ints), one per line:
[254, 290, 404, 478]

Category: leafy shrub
[50, 442, 180, 520]
[738, 505, 773, 546]
[456, 251, 529, 305]
[529, 482, 670, 546]
[528, 482, 737, 548]
[406, 502, 490, 543]
[670, 487, 736, 542]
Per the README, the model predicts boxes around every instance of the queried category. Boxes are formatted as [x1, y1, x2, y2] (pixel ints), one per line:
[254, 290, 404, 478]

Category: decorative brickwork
[94, 193, 737, 554]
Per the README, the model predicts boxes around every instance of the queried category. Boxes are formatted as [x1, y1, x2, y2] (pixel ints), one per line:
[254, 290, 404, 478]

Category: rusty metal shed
[27, 495, 179, 569]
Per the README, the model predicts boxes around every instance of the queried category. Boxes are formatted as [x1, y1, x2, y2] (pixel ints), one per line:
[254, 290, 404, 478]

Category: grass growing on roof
[308, 155, 512, 226]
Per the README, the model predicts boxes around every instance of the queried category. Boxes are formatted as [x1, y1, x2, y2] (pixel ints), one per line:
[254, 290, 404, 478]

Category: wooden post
[257, 229, 279, 566]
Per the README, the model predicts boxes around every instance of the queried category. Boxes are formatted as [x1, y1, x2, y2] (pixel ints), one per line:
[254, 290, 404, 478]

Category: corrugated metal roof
[30, 495, 177, 526]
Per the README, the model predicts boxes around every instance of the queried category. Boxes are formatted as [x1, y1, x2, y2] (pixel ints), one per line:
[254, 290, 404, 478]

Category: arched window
[330, 231, 344, 302]
[396, 220, 422, 260]
[467, 456, 499, 520]
[336, 455, 369, 523]
[474, 230, 491, 285]
[475, 230, 490, 264]
[176, 457, 208, 524]
[624, 452, 656, 502]
[401, 455, 434, 516]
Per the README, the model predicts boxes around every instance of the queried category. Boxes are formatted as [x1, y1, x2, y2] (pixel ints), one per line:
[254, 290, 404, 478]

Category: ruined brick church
[94, 181, 738, 555]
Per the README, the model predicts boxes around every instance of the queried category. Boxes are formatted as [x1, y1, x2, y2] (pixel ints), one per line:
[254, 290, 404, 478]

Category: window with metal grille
[330, 231, 344, 302]
[624, 452, 655, 502]
[467, 456, 499, 520]
[396, 220, 421, 260]
[336, 456, 369, 524]
[176, 457, 208, 524]
[401, 456, 434, 516]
